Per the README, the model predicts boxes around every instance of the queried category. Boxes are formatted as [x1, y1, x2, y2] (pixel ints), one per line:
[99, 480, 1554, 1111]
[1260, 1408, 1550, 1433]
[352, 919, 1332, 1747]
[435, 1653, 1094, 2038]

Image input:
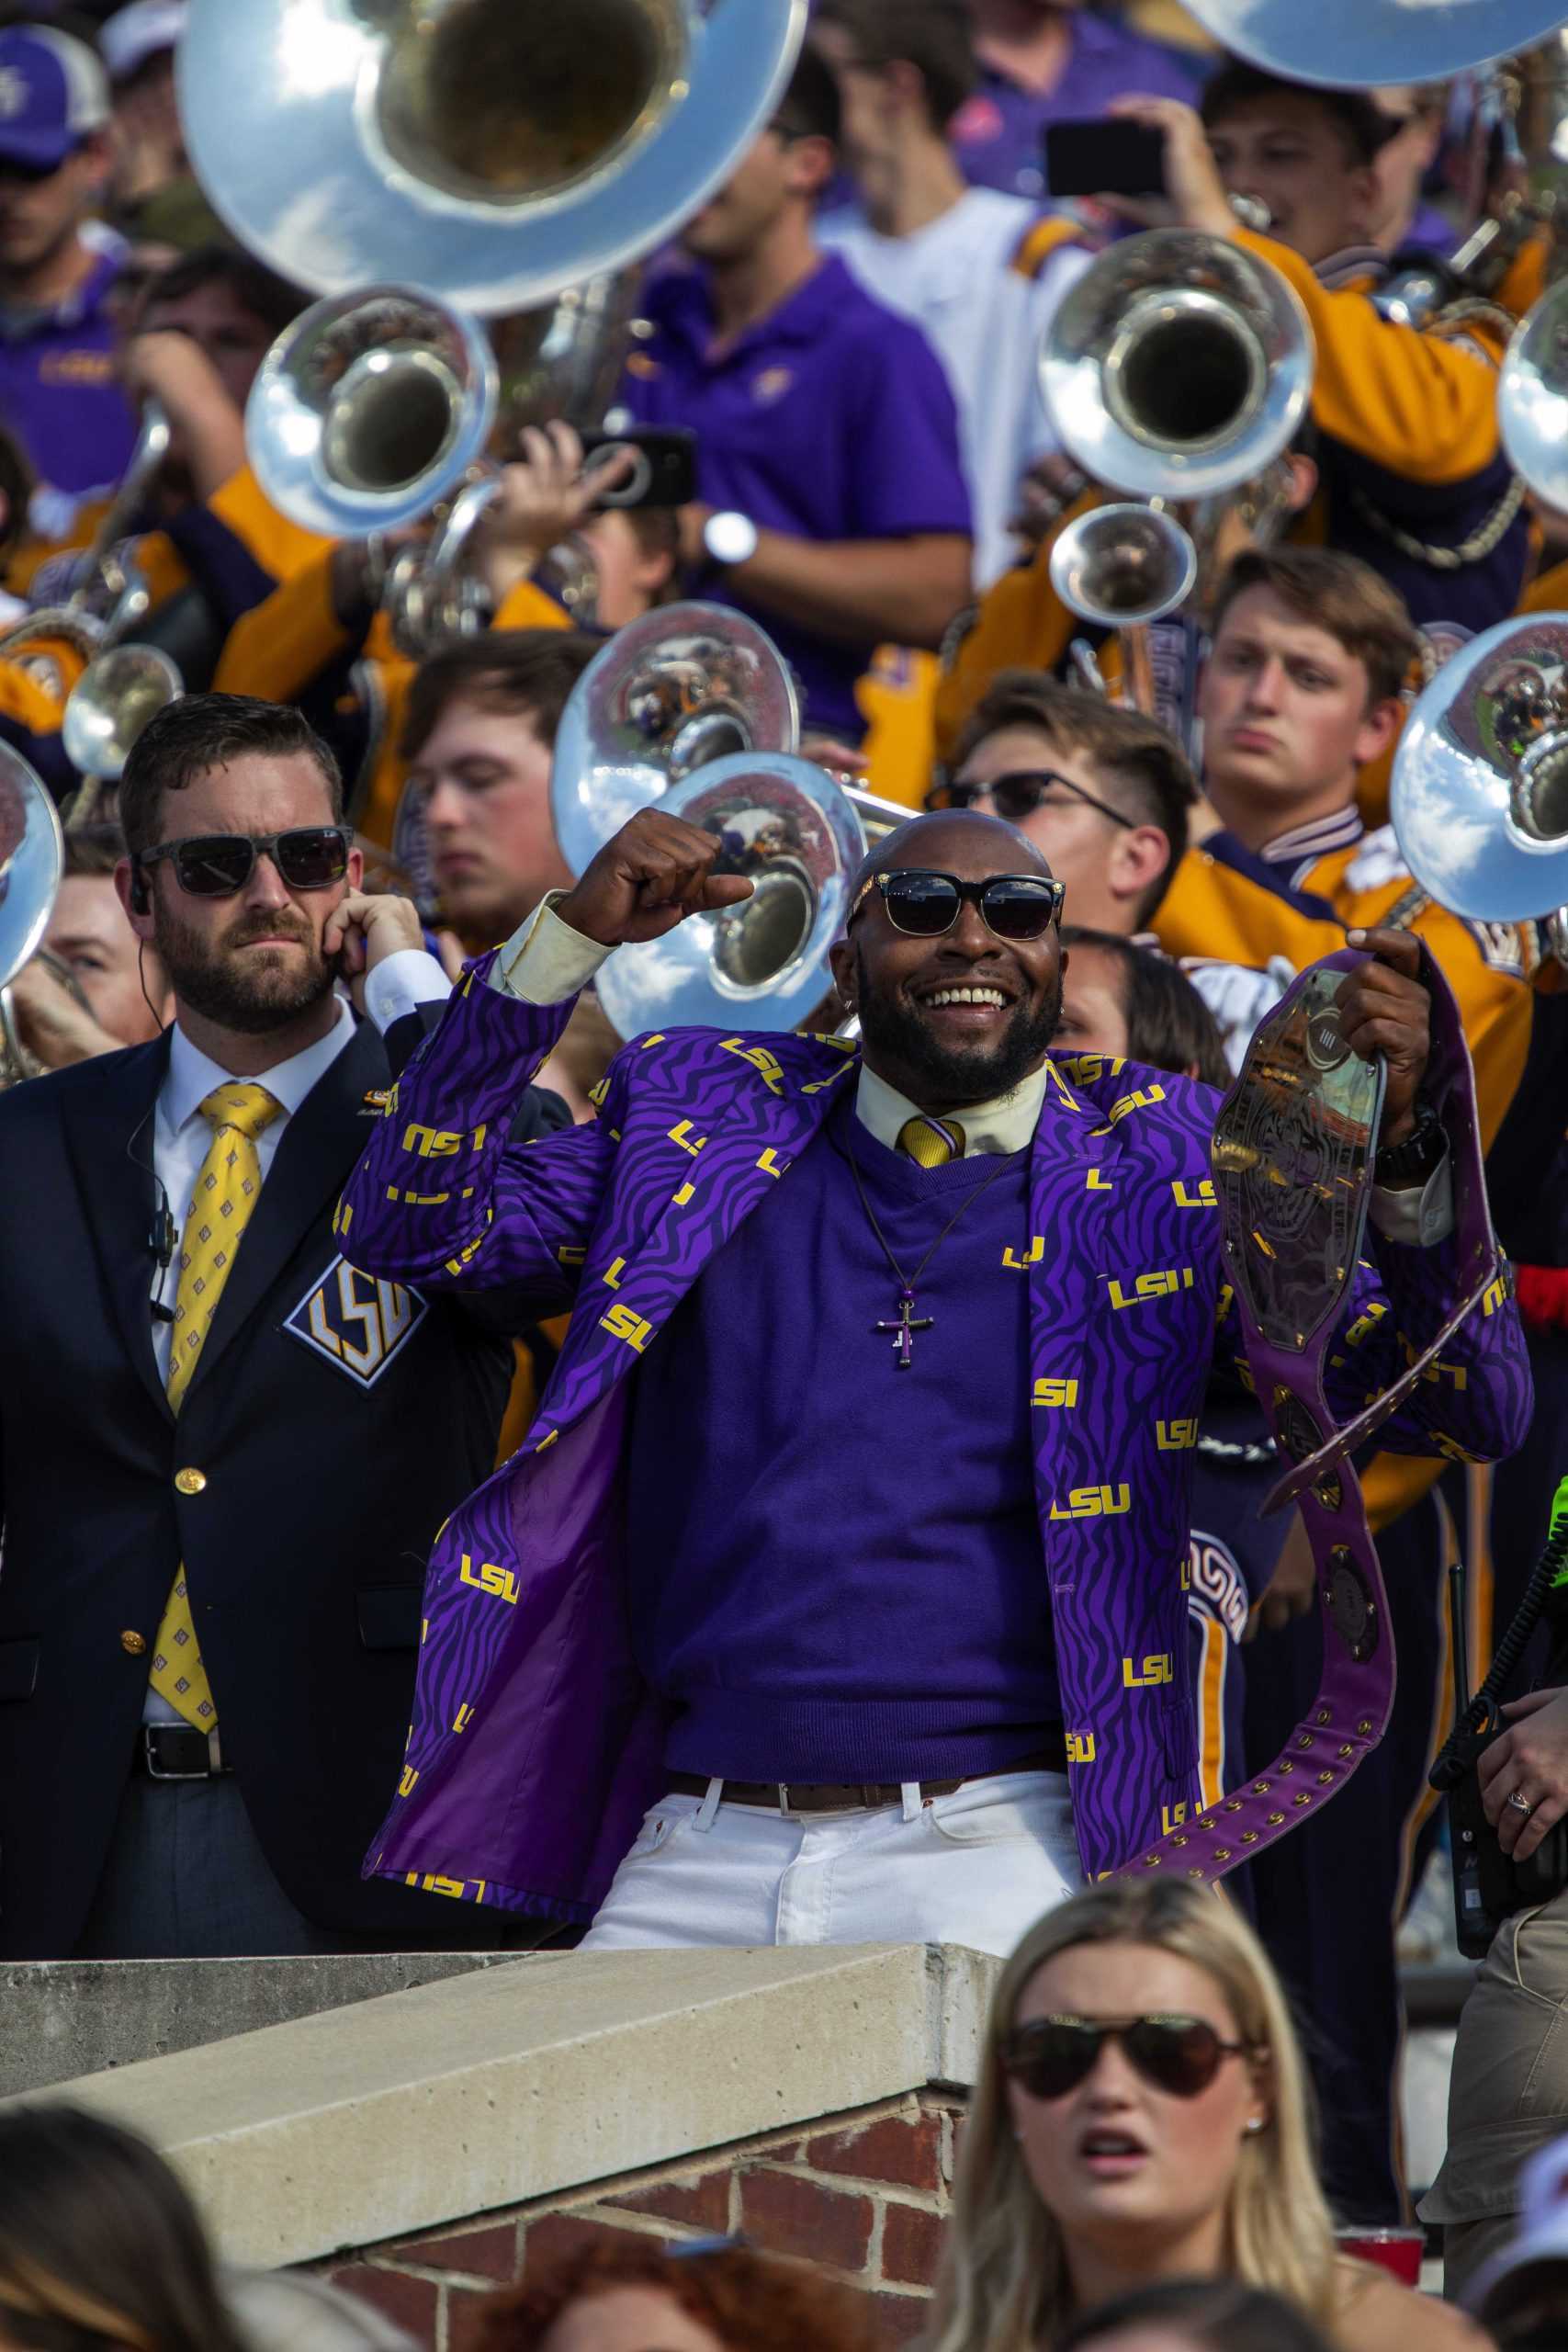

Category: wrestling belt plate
[1122, 945, 1505, 1887]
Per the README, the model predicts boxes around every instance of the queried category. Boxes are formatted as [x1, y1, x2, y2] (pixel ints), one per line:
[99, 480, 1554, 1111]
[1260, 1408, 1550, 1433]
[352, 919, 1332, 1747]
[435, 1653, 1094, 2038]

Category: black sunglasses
[1000, 2014, 1259, 2102]
[138, 827, 354, 898]
[851, 866, 1066, 942]
[931, 769, 1134, 832]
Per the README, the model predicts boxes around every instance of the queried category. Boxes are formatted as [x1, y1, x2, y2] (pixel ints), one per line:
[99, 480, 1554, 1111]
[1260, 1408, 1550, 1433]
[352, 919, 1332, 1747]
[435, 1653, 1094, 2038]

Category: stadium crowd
[3, 0, 1568, 2345]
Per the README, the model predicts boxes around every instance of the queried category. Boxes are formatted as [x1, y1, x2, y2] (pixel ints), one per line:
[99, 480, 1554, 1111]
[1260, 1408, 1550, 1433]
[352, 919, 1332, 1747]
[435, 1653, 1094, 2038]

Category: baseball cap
[1471, 2132, 1568, 2324]
[0, 27, 109, 174]
[101, 1, 187, 85]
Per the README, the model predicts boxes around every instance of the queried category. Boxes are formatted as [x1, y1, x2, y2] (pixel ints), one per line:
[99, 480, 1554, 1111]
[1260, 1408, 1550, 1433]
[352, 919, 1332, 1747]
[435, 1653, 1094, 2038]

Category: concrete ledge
[18, 1945, 997, 2271]
[0, 1957, 509, 2097]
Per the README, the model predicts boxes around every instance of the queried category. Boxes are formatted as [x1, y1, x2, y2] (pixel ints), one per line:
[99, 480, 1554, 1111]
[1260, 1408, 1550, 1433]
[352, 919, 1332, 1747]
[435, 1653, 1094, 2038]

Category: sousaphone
[1391, 612, 1568, 922]
[1177, 0, 1568, 88]
[549, 604, 802, 878]
[1038, 230, 1314, 505]
[178, 0, 807, 314]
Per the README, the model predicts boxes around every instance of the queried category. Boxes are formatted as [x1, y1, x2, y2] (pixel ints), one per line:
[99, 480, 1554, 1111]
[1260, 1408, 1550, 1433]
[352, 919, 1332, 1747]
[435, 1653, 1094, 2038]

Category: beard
[855, 947, 1064, 1105]
[153, 899, 336, 1035]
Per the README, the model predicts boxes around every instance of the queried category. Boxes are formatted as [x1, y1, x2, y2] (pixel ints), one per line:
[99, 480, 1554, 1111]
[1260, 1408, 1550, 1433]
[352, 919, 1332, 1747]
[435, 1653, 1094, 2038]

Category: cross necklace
[844, 1140, 1021, 1369]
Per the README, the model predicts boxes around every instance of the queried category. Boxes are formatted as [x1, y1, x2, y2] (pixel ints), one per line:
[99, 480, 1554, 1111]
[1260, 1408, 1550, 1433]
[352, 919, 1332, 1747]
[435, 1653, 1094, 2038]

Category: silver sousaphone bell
[550, 604, 801, 877]
[592, 753, 874, 1040]
[62, 644, 184, 786]
[1177, 0, 1568, 86]
[1498, 277, 1568, 516]
[1391, 614, 1568, 922]
[1039, 230, 1314, 504]
[0, 745, 64, 1082]
[178, 0, 807, 314]
[247, 285, 499, 538]
[1048, 503, 1199, 631]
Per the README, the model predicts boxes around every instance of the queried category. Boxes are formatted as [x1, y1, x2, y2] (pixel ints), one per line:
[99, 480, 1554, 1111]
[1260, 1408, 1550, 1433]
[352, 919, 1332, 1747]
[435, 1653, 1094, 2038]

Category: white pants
[578, 1769, 1081, 1957]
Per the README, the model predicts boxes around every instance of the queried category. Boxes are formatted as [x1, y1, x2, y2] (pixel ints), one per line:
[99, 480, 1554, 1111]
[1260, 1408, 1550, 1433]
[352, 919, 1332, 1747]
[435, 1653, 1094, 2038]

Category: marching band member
[333, 797, 1528, 1953]
[1130, 66, 1529, 637]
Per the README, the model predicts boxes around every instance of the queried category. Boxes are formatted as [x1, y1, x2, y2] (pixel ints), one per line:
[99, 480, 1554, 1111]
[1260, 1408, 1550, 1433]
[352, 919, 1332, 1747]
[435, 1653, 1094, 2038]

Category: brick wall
[323, 2089, 967, 2352]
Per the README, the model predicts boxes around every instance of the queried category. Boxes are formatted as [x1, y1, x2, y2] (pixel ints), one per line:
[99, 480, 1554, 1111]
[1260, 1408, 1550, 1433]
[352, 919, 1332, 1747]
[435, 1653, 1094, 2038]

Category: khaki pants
[1420, 1887, 1568, 2300]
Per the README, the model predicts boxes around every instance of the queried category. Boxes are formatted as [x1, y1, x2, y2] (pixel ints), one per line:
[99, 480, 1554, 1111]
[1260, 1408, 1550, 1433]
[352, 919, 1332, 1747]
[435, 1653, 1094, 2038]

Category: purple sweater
[626, 1097, 1058, 1781]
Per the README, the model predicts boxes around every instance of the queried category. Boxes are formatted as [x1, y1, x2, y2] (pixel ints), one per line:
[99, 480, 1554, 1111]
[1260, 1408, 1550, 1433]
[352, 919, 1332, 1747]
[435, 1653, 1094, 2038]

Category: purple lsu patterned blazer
[337, 957, 1532, 1922]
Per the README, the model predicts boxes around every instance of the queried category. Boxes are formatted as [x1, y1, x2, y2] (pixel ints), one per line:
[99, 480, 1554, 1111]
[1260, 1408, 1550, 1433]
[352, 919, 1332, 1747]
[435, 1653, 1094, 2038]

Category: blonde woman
[928, 1881, 1486, 2352]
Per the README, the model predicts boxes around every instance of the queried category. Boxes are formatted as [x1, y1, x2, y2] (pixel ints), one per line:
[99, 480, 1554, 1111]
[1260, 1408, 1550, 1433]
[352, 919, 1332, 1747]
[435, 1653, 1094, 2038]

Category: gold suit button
[174, 1466, 207, 1496]
[120, 1630, 147, 1656]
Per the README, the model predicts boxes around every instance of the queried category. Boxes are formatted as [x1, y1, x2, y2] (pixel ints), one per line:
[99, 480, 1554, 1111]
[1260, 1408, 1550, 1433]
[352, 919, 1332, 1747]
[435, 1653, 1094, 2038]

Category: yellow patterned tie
[151, 1082, 281, 1728]
[897, 1114, 966, 1168]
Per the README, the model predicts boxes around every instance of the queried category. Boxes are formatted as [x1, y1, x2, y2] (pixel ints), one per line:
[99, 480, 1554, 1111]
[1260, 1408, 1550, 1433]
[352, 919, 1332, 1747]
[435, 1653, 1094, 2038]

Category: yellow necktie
[151, 1082, 281, 1729]
[897, 1114, 966, 1169]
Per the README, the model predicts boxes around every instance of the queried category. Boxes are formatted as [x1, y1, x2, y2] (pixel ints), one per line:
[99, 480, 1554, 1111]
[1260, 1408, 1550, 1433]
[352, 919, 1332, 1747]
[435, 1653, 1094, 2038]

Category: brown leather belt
[666, 1736, 1067, 1815]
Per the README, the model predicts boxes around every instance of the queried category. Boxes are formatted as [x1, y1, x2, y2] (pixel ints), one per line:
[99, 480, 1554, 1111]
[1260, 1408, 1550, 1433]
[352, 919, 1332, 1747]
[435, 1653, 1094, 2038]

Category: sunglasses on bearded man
[850, 867, 1066, 944]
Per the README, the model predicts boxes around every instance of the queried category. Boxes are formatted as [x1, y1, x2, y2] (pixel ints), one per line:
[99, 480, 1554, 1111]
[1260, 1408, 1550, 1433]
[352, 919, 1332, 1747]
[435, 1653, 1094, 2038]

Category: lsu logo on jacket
[284, 1258, 428, 1386]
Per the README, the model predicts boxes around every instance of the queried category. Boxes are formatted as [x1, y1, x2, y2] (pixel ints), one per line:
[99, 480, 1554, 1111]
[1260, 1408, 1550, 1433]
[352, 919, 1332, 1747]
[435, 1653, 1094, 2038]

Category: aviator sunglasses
[137, 826, 354, 898]
[851, 867, 1066, 943]
[1001, 2014, 1260, 2102]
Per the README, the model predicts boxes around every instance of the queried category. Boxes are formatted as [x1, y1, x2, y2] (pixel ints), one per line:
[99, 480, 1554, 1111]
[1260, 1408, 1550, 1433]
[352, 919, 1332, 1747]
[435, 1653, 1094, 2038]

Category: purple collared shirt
[953, 12, 1201, 200]
[0, 244, 138, 502]
[617, 252, 971, 740]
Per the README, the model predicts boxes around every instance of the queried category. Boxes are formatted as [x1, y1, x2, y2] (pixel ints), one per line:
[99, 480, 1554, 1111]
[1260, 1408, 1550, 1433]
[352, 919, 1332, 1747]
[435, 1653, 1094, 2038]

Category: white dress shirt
[364, 898, 1451, 1242]
[150, 1000, 358, 1371]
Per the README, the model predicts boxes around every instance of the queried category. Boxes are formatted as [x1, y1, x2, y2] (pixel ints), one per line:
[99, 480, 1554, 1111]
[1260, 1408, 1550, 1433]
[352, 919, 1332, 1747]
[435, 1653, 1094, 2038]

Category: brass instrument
[247, 286, 499, 541]
[0, 402, 171, 662]
[1390, 612, 1568, 936]
[591, 752, 915, 1041]
[1498, 275, 1568, 508]
[550, 603, 802, 877]
[62, 638, 182, 801]
[1176, 0, 1568, 88]
[1048, 503, 1199, 716]
[1037, 231, 1314, 505]
[177, 0, 807, 314]
[547, 605, 910, 1035]
[0, 744, 64, 1087]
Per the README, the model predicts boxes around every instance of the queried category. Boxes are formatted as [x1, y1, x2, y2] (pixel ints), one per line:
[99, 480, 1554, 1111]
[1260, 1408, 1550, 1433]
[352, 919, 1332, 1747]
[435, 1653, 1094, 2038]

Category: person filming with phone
[0, 691, 567, 1962]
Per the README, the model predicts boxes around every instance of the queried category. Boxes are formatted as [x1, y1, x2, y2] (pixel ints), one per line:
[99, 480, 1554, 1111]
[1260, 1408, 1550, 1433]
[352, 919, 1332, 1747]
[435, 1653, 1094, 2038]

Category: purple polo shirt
[953, 13, 1201, 199]
[0, 244, 138, 501]
[617, 252, 971, 740]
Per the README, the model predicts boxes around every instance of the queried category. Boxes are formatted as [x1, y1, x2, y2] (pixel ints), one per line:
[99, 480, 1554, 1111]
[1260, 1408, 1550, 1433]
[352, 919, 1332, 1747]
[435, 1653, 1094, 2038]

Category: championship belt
[1122, 945, 1505, 1887]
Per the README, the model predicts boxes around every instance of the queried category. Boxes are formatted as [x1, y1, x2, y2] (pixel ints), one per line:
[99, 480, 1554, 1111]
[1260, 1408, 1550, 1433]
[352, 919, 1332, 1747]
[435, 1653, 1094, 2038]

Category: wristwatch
[1373, 1102, 1446, 1189]
[703, 509, 759, 571]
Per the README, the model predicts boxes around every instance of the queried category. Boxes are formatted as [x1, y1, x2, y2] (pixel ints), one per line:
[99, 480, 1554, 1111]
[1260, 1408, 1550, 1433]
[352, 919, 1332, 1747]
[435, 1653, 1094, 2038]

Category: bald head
[831, 807, 1066, 1114]
[852, 808, 1054, 899]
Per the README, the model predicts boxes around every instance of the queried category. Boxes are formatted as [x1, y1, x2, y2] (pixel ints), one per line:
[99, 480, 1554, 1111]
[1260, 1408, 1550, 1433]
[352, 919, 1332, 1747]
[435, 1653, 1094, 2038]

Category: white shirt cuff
[362, 948, 453, 1035]
[489, 891, 614, 1005]
[1368, 1151, 1454, 1249]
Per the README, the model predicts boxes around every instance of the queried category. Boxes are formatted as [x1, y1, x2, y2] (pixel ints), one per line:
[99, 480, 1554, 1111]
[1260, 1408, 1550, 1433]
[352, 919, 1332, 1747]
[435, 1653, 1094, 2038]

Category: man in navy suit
[0, 692, 564, 1958]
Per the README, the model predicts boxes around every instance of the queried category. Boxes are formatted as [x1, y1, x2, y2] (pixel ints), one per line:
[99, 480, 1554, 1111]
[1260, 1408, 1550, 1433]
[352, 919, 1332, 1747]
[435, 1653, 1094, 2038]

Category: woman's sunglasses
[1000, 2014, 1260, 2102]
[137, 827, 354, 898]
[850, 867, 1066, 943]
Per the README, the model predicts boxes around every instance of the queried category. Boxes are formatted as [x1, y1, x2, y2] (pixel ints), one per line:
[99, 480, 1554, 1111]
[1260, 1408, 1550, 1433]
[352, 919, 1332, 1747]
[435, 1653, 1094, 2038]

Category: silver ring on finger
[1507, 1790, 1535, 1815]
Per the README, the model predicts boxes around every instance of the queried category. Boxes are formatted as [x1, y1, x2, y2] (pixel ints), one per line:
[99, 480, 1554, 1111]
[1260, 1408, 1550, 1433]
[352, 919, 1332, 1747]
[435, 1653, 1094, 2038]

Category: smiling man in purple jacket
[341, 807, 1530, 1954]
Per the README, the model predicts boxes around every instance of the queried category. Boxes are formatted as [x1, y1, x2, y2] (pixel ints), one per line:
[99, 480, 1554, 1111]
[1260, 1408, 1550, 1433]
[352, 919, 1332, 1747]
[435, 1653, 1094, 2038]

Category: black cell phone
[1043, 118, 1167, 201]
[579, 427, 697, 510]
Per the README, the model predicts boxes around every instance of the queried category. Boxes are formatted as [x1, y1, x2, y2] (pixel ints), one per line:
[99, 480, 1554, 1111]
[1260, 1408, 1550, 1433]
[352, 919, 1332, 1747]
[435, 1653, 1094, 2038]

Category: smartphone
[1043, 118, 1168, 201]
[579, 426, 697, 509]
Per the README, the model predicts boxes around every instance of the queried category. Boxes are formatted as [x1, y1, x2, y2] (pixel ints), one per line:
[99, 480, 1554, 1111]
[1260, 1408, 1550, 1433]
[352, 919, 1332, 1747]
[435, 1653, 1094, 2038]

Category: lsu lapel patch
[285, 1257, 429, 1387]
